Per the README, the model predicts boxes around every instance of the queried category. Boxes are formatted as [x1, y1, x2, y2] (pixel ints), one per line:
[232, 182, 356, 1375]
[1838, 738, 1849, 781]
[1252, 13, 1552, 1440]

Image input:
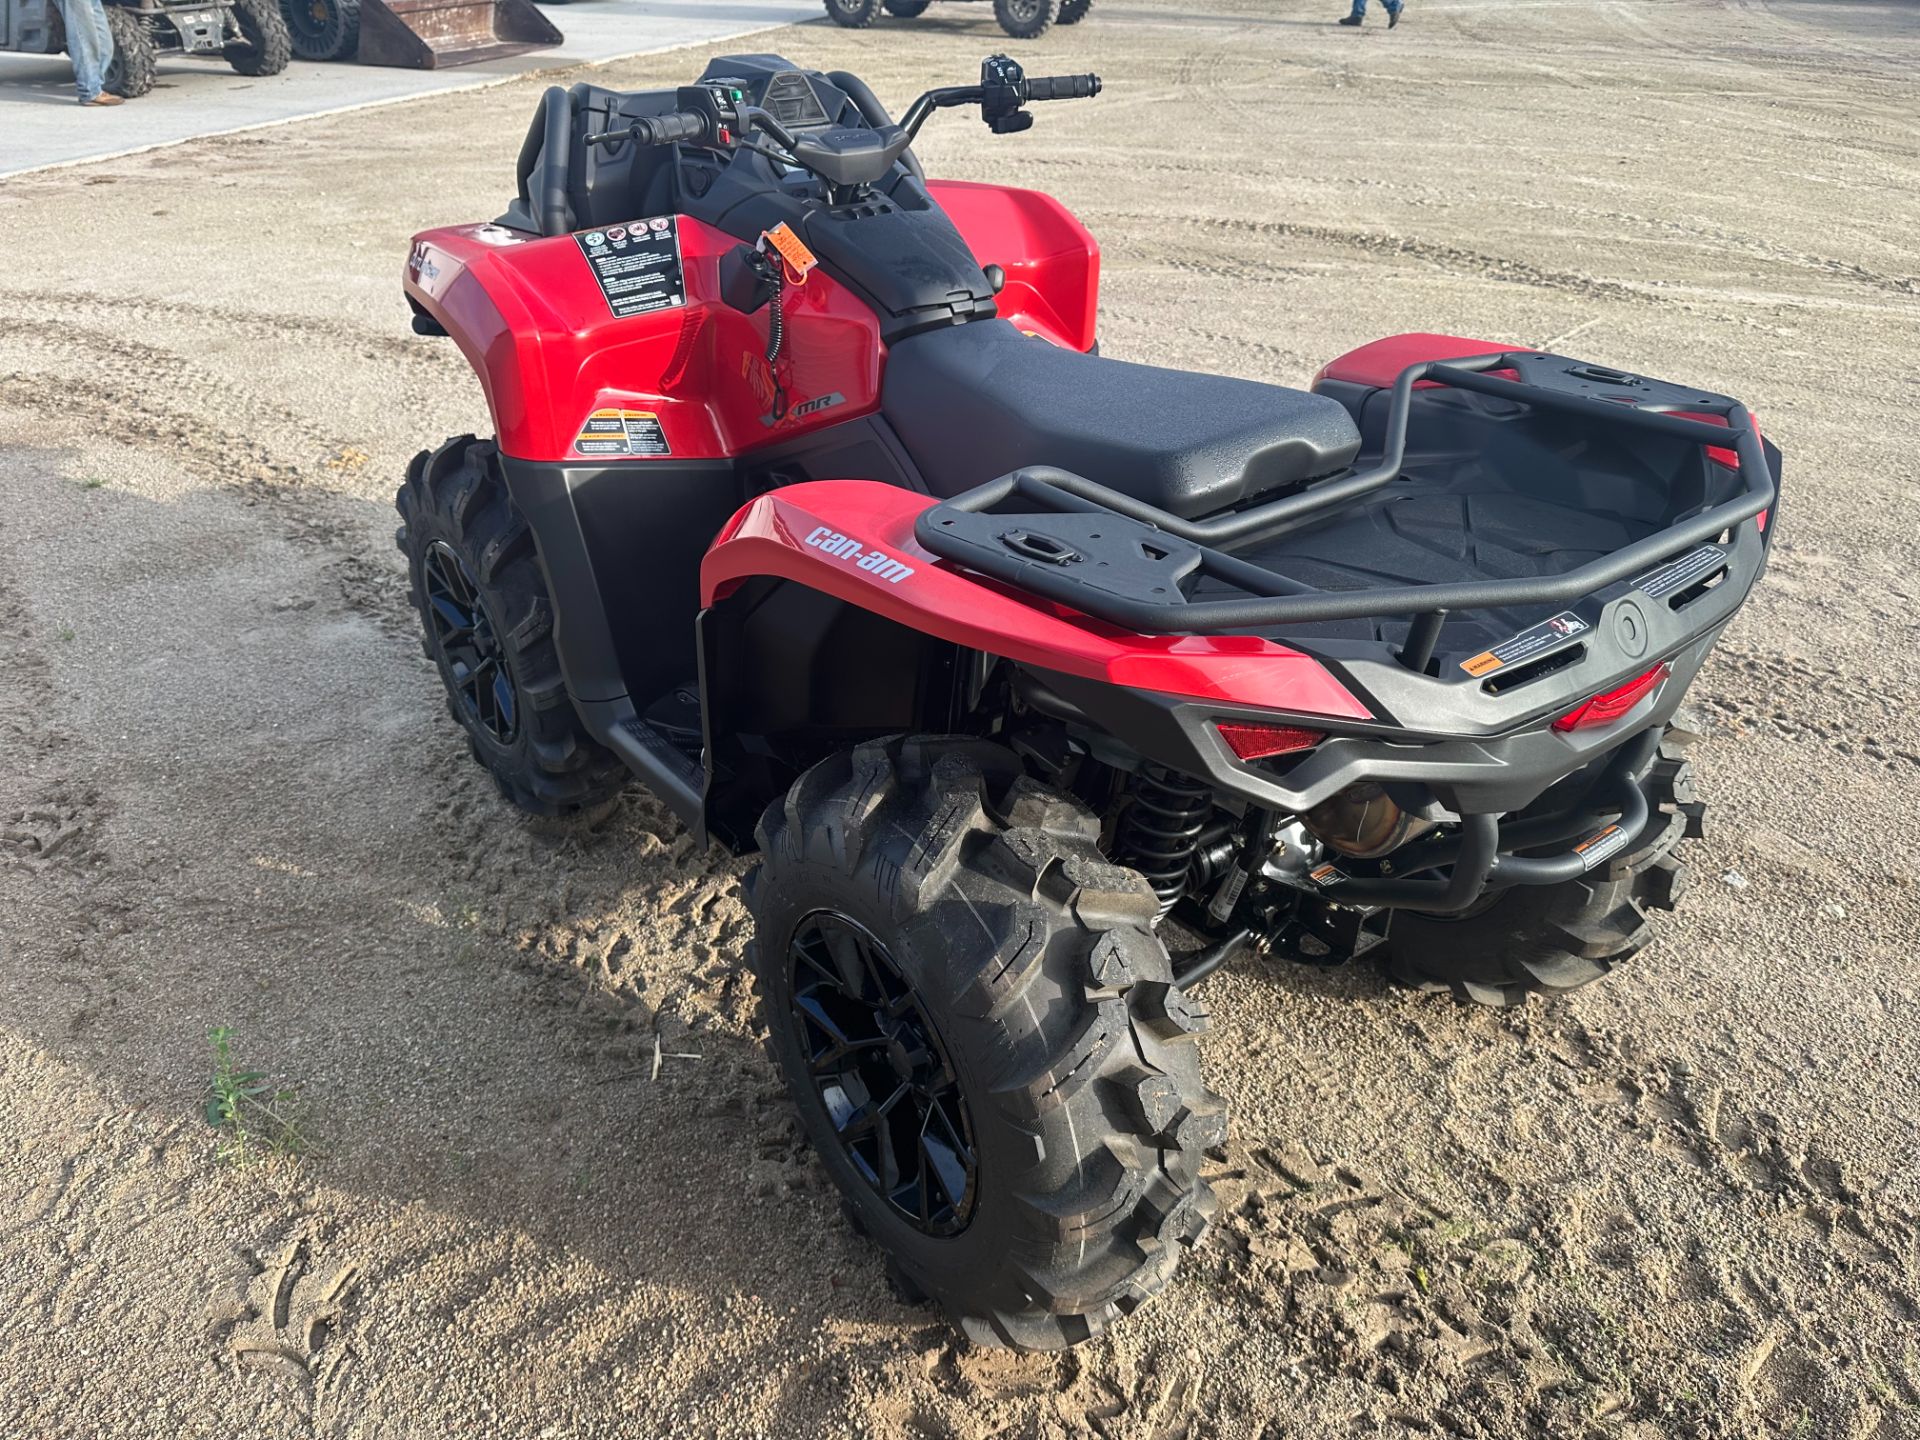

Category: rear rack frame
[913, 352, 1776, 672]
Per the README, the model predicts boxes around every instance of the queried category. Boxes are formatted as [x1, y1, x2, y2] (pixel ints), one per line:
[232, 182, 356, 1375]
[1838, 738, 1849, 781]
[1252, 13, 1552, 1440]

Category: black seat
[880, 320, 1362, 519]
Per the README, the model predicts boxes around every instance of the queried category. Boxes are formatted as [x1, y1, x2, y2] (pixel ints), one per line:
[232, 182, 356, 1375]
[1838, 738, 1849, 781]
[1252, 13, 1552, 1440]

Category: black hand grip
[1023, 74, 1101, 101]
[632, 110, 709, 145]
[587, 110, 709, 148]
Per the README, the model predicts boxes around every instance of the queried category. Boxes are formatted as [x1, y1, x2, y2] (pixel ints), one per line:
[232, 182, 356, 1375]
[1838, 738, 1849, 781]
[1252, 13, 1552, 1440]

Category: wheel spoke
[786, 911, 976, 1235]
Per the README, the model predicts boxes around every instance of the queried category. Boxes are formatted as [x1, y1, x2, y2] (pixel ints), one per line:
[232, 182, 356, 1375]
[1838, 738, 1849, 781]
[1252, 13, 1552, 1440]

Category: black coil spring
[1118, 766, 1212, 915]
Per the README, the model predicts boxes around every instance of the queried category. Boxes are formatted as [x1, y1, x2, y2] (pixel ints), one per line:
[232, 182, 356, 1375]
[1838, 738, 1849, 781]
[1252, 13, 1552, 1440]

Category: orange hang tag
[761, 222, 818, 282]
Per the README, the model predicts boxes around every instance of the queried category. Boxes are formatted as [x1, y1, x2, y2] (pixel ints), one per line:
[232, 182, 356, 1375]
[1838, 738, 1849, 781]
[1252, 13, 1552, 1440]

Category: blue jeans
[1348, 0, 1401, 13]
[57, 0, 114, 102]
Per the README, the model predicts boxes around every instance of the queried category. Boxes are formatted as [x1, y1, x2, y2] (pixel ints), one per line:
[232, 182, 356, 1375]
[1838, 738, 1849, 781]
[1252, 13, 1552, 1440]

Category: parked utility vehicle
[0, 0, 288, 96]
[396, 54, 1777, 1349]
[824, 0, 1091, 39]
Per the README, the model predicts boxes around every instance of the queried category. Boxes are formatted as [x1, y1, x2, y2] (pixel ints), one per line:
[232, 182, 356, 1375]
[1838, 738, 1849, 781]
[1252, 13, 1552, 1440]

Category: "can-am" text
[804, 526, 915, 584]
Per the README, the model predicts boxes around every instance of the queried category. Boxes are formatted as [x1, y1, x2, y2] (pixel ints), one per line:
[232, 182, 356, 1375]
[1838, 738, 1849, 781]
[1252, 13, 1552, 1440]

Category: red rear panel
[702, 481, 1370, 720]
[405, 217, 883, 463]
[928, 180, 1100, 351]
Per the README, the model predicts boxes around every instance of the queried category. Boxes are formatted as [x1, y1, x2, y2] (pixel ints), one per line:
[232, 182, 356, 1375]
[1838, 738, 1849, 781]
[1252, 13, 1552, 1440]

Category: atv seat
[880, 319, 1362, 519]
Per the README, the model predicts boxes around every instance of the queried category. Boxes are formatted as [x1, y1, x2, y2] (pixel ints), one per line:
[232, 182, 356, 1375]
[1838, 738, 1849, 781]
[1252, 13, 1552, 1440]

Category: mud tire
[824, 0, 883, 26]
[1386, 739, 1694, 1007]
[225, 0, 292, 75]
[1057, 0, 1091, 22]
[994, 0, 1059, 38]
[746, 736, 1221, 1350]
[102, 8, 157, 97]
[395, 436, 626, 819]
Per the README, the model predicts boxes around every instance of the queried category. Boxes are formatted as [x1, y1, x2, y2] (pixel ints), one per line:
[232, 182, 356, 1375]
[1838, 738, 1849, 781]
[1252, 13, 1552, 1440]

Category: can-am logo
[805, 526, 914, 584]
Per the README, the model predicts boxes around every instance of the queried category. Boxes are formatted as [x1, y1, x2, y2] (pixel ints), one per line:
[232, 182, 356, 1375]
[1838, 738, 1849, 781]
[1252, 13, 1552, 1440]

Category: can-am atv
[397, 54, 1778, 1350]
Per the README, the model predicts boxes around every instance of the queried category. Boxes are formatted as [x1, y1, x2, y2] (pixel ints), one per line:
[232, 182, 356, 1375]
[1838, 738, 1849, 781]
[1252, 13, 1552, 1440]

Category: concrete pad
[0, 0, 818, 177]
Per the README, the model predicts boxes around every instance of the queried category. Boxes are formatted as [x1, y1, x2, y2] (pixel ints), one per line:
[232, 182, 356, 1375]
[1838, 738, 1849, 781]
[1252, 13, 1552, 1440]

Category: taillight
[1552, 662, 1671, 734]
[1216, 720, 1325, 760]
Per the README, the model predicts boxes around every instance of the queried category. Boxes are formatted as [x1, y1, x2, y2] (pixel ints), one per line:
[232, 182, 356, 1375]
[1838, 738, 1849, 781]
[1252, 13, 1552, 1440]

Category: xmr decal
[804, 526, 915, 584]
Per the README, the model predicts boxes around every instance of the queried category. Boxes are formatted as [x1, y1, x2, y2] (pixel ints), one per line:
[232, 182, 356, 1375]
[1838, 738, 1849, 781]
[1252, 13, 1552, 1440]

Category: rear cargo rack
[914, 352, 1776, 673]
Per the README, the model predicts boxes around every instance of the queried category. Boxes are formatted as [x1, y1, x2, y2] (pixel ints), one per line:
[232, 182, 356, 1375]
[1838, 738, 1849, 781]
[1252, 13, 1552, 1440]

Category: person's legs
[57, 0, 112, 103]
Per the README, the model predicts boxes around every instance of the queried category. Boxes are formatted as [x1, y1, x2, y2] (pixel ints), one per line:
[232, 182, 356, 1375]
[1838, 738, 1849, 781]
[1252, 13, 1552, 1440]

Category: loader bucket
[354, 0, 560, 68]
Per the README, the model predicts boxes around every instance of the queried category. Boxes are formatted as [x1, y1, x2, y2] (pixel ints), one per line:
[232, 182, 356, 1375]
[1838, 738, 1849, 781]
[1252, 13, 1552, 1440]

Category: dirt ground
[2, 0, 1917, 1435]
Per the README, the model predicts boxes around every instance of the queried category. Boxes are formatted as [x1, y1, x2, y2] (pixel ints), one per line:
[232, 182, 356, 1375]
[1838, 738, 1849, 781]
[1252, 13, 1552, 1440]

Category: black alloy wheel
[788, 910, 976, 1235]
[422, 541, 518, 745]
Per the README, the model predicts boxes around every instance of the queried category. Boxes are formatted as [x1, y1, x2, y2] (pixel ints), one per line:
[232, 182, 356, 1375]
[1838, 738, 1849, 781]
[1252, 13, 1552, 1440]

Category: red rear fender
[702, 481, 1370, 720]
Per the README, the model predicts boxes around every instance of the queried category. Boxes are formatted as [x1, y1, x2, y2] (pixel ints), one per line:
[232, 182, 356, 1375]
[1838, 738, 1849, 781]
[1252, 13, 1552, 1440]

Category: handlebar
[586, 109, 708, 148]
[1022, 74, 1101, 101]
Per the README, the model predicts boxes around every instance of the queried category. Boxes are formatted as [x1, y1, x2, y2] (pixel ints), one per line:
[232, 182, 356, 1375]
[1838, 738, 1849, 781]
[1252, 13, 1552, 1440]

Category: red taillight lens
[1552, 662, 1671, 734]
[1216, 721, 1325, 760]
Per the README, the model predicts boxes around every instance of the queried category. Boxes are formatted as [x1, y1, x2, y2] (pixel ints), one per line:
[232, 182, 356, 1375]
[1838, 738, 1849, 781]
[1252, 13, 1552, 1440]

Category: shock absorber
[1117, 766, 1212, 917]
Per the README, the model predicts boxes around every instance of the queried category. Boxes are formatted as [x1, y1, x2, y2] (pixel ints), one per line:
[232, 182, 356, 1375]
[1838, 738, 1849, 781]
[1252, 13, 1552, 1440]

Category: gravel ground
[1, 1, 1917, 1436]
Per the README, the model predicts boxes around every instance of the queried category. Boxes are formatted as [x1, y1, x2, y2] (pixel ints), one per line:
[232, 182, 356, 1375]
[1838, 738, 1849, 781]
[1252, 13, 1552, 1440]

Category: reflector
[1552, 663, 1671, 734]
[1216, 721, 1325, 760]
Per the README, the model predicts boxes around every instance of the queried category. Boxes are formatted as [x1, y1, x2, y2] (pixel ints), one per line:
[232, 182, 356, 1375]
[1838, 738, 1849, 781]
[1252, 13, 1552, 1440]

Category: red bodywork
[701, 482, 1371, 721]
[403, 182, 1096, 465]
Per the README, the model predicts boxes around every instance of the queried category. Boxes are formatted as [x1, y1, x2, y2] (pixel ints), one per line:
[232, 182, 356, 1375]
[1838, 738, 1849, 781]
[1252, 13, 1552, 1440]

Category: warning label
[574, 409, 670, 457]
[576, 218, 685, 319]
[1460, 611, 1590, 678]
[1632, 545, 1726, 601]
[1307, 863, 1345, 889]
[1571, 822, 1632, 871]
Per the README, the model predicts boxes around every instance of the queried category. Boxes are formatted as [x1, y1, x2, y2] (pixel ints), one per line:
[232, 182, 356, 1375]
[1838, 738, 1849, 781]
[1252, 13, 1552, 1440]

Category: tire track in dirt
[1084, 208, 1655, 304]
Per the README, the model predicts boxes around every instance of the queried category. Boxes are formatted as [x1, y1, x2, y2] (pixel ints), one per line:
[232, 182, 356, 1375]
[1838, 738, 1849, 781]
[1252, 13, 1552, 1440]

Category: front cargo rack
[913, 352, 1777, 675]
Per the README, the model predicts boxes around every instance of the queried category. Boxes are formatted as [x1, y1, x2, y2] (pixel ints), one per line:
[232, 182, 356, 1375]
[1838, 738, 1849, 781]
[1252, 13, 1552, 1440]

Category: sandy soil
[2, 1, 1918, 1435]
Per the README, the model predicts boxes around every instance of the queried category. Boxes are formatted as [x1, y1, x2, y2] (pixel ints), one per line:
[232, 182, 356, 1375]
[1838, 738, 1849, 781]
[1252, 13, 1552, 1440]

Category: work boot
[1337, 13, 1361, 23]
[1387, 3, 1401, 25]
[82, 93, 125, 106]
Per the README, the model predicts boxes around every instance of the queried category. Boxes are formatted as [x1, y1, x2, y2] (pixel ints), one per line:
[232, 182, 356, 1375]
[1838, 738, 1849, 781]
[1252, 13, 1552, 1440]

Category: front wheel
[746, 737, 1222, 1349]
[395, 436, 626, 819]
[823, 0, 883, 26]
[994, 0, 1060, 38]
[225, 0, 292, 75]
[102, 8, 157, 97]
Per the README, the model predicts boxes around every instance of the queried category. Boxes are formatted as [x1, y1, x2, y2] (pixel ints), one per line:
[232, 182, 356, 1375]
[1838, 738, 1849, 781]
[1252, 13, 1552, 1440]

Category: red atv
[398, 54, 1777, 1349]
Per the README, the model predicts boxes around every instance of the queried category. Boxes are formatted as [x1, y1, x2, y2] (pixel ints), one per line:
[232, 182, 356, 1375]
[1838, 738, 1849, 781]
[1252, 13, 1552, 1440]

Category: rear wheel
[102, 8, 157, 97]
[994, 0, 1059, 37]
[225, 0, 292, 75]
[1385, 738, 1695, 1007]
[824, 0, 883, 26]
[746, 737, 1222, 1349]
[1057, 0, 1091, 21]
[280, 0, 359, 60]
[395, 436, 626, 819]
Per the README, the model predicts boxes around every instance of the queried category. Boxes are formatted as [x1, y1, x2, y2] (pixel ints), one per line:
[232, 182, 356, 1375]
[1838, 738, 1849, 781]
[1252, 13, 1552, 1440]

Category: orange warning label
[761, 222, 818, 280]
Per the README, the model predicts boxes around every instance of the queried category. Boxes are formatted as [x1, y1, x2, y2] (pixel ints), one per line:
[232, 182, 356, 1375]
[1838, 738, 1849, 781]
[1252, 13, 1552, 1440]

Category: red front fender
[701, 481, 1370, 720]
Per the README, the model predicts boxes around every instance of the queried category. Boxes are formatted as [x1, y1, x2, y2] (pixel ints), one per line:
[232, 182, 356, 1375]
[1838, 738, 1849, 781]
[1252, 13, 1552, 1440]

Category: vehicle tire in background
[882, 0, 932, 13]
[1057, 0, 1091, 22]
[395, 436, 627, 820]
[824, 0, 883, 26]
[746, 736, 1222, 1350]
[102, 7, 157, 97]
[994, 0, 1060, 38]
[225, 0, 293, 74]
[1386, 735, 1696, 1007]
[280, 0, 360, 60]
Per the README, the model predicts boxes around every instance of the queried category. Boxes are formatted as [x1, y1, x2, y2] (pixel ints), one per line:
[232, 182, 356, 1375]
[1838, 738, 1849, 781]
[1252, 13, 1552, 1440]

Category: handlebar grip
[632, 110, 709, 146]
[1023, 74, 1101, 101]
